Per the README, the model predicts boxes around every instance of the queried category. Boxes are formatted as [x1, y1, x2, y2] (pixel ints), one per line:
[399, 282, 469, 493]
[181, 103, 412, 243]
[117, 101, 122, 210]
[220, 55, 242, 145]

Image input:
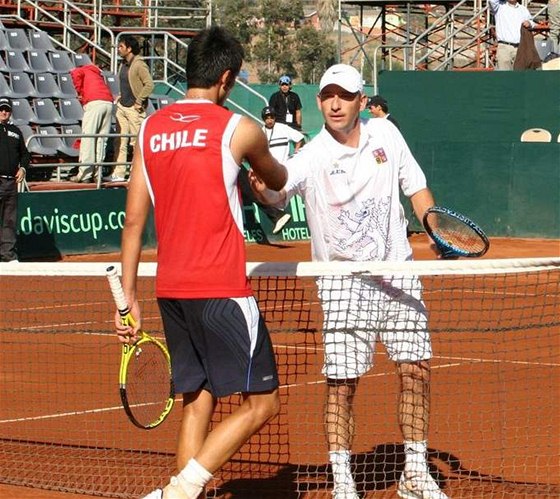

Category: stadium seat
[58, 124, 81, 157]
[72, 53, 92, 67]
[0, 53, 10, 73]
[153, 95, 176, 109]
[146, 98, 156, 116]
[10, 71, 42, 98]
[534, 38, 554, 62]
[520, 128, 552, 142]
[57, 73, 78, 98]
[0, 31, 11, 51]
[33, 97, 69, 125]
[27, 49, 54, 73]
[4, 50, 31, 72]
[102, 71, 119, 97]
[5, 29, 32, 51]
[49, 50, 74, 73]
[10, 97, 39, 126]
[0, 74, 15, 98]
[58, 97, 83, 124]
[34, 72, 65, 99]
[29, 30, 58, 52]
[19, 124, 58, 156]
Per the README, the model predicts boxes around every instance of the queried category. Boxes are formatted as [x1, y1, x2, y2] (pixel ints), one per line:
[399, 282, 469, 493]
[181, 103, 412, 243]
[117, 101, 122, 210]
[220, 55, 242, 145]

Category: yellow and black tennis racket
[106, 266, 174, 430]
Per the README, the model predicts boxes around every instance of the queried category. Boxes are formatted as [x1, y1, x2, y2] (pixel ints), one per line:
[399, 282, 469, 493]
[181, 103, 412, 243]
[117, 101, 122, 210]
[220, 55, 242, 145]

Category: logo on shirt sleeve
[373, 147, 388, 164]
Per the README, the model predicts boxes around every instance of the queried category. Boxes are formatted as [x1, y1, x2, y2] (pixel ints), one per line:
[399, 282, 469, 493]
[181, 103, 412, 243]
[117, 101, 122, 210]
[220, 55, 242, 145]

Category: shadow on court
[216, 443, 560, 497]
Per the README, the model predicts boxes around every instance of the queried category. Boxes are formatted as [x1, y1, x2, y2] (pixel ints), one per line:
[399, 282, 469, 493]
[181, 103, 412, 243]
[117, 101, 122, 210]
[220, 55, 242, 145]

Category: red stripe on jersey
[141, 101, 251, 299]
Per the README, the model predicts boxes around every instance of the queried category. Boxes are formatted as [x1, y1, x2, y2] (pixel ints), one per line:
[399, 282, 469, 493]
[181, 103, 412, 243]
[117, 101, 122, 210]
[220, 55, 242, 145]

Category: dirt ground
[1, 234, 558, 499]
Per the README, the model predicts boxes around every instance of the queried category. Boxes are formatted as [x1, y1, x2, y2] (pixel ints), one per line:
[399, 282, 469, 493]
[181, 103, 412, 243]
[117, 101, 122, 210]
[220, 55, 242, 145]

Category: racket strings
[125, 341, 172, 426]
[427, 213, 487, 253]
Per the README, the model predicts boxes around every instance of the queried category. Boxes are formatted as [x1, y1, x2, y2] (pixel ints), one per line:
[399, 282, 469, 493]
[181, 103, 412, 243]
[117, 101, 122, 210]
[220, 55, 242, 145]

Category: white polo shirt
[263, 122, 305, 163]
[283, 118, 427, 262]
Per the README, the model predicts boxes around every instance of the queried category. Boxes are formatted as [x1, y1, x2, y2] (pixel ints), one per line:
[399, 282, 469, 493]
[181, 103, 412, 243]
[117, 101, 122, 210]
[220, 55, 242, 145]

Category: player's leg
[159, 389, 279, 499]
[149, 296, 280, 499]
[176, 389, 216, 470]
[319, 276, 374, 498]
[381, 280, 447, 499]
[325, 378, 360, 499]
[194, 388, 280, 471]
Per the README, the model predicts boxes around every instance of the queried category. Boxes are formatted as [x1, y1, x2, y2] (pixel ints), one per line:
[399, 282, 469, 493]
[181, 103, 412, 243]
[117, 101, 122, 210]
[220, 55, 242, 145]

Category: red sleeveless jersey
[139, 100, 252, 299]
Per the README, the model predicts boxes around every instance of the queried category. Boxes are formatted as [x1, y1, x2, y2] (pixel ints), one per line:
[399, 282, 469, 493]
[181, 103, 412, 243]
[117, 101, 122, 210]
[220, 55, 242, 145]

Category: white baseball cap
[319, 64, 363, 94]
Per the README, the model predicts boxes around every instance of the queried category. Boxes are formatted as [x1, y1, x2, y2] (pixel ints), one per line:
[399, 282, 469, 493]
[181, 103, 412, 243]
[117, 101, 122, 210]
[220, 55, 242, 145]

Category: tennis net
[0, 258, 559, 498]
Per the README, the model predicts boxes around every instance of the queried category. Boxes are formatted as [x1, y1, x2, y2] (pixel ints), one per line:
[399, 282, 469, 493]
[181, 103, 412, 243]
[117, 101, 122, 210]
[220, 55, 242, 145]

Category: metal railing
[22, 131, 135, 191]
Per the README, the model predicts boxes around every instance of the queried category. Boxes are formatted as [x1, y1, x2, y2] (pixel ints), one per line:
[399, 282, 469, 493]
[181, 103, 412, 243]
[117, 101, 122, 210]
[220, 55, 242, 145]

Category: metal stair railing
[4, 0, 284, 125]
[12, 0, 114, 67]
[411, 0, 490, 69]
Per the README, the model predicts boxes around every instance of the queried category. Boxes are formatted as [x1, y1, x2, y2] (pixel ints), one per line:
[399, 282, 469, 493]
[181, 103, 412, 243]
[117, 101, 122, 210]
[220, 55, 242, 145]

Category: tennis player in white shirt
[250, 64, 447, 499]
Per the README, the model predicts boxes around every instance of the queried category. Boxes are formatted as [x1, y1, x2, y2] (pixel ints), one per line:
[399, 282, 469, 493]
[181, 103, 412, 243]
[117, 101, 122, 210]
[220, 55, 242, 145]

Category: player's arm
[232, 116, 287, 191]
[117, 142, 151, 342]
[248, 168, 287, 207]
[410, 187, 435, 225]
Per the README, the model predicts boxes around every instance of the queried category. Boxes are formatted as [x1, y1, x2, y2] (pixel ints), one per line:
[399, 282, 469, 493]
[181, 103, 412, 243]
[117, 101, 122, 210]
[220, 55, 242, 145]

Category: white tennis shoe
[142, 489, 163, 499]
[332, 482, 360, 499]
[272, 213, 292, 234]
[397, 471, 448, 499]
[141, 475, 195, 499]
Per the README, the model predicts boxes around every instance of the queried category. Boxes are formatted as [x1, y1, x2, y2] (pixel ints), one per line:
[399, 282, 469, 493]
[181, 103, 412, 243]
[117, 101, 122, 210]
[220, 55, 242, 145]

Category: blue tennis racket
[422, 206, 490, 259]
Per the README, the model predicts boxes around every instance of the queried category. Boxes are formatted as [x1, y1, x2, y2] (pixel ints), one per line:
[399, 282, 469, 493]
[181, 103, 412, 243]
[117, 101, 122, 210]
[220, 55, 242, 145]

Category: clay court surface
[1, 235, 558, 499]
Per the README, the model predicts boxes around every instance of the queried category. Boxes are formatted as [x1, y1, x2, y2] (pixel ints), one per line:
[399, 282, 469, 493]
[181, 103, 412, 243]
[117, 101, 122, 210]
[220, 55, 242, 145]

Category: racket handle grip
[106, 265, 130, 315]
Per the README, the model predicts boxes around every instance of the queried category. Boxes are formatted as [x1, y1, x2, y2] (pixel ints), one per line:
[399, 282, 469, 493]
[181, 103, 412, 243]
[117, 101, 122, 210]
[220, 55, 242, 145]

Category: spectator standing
[250, 64, 448, 499]
[367, 95, 401, 130]
[109, 35, 154, 182]
[268, 75, 303, 130]
[489, 0, 534, 70]
[115, 26, 287, 499]
[550, 0, 560, 55]
[69, 64, 114, 183]
[0, 97, 29, 263]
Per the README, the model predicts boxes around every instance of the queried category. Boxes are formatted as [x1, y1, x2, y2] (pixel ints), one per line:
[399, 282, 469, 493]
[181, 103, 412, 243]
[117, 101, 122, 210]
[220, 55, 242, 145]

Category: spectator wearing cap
[69, 63, 114, 183]
[0, 96, 30, 262]
[367, 95, 400, 130]
[261, 105, 305, 163]
[268, 75, 303, 131]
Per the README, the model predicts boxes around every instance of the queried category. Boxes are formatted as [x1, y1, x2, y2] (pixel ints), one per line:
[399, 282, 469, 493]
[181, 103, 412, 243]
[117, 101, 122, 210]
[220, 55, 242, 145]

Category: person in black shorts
[114, 26, 287, 499]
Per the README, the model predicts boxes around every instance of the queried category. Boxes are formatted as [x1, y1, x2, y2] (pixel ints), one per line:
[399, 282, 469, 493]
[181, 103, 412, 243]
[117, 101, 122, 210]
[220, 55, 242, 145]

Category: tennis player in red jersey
[114, 26, 287, 499]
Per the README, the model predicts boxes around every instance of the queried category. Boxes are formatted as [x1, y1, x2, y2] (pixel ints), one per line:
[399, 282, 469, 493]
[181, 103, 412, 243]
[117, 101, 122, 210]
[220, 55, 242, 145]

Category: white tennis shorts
[317, 275, 433, 379]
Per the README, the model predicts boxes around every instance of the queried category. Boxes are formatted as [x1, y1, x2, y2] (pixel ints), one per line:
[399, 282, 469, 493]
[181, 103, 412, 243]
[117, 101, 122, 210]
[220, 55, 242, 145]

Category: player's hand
[248, 168, 265, 192]
[114, 300, 141, 344]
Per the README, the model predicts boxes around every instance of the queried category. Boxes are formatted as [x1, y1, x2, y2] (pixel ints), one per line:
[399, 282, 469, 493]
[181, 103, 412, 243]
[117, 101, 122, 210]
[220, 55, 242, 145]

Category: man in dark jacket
[268, 75, 303, 130]
[0, 97, 30, 262]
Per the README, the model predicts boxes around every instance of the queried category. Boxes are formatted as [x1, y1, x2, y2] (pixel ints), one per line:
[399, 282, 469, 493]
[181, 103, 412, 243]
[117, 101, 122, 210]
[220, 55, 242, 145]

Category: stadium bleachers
[0, 25, 177, 186]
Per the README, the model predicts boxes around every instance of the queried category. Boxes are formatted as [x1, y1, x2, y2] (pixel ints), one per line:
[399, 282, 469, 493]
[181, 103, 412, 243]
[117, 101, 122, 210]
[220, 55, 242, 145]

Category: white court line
[0, 404, 124, 424]
[2, 333, 557, 425]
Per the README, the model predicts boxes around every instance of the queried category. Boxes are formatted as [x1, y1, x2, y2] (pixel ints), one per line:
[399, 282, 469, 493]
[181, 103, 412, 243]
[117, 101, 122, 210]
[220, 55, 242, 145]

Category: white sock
[329, 450, 355, 488]
[173, 458, 213, 498]
[404, 440, 428, 474]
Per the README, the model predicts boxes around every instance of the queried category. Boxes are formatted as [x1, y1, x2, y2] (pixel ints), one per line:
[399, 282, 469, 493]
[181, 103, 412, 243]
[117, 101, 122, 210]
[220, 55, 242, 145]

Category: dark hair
[368, 95, 389, 113]
[120, 35, 140, 56]
[186, 26, 244, 90]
